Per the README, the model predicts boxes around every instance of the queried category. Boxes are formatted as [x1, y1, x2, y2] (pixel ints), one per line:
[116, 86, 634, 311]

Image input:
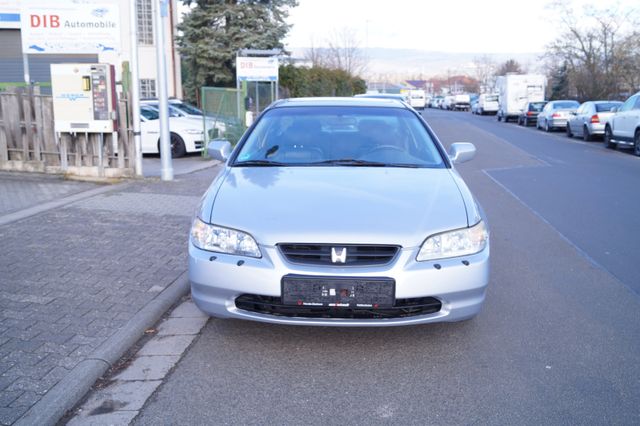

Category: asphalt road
[133, 109, 640, 425]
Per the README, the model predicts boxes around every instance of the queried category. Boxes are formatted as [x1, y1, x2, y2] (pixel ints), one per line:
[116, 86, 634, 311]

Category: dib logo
[29, 14, 60, 28]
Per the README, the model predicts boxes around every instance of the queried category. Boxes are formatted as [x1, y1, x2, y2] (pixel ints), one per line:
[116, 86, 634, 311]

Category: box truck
[496, 74, 546, 122]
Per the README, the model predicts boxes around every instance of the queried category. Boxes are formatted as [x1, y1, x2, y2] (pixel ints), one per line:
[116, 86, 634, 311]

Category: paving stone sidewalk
[0, 167, 218, 425]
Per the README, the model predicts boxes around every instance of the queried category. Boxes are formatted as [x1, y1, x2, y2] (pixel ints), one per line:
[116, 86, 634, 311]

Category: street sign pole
[154, 0, 173, 181]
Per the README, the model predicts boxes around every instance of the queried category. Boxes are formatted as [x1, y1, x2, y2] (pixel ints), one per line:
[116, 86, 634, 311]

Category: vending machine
[50, 63, 118, 133]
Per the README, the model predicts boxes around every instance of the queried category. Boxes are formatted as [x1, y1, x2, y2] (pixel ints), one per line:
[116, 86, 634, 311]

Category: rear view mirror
[448, 142, 476, 164]
[207, 140, 232, 161]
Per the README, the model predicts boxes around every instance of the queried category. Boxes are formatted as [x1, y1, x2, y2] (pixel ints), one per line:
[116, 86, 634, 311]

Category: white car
[604, 91, 640, 155]
[140, 105, 208, 157]
[141, 99, 226, 139]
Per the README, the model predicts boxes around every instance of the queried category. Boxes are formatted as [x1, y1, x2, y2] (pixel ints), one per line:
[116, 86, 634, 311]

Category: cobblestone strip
[66, 300, 208, 425]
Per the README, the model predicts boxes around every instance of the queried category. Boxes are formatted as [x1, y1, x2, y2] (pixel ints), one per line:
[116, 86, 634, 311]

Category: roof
[272, 97, 409, 109]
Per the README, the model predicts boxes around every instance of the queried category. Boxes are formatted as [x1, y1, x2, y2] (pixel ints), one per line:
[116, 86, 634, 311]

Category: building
[0, 0, 181, 98]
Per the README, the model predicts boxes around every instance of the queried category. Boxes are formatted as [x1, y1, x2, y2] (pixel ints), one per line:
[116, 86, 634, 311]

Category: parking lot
[127, 109, 640, 424]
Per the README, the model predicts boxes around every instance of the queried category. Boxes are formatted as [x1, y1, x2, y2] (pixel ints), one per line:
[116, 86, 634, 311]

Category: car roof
[271, 97, 410, 109]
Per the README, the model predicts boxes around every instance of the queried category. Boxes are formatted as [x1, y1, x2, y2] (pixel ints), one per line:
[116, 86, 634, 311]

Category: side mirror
[207, 140, 232, 161]
[611, 107, 618, 113]
[448, 142, 476, 164]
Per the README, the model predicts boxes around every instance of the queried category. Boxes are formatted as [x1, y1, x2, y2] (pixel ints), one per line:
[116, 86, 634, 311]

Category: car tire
[566, 124, 573, 138]
[544, 120, 551, 132]
[604, 126, 616, 149]
[634, 131, 640, 157]
[159, 133, 187, 158]
[583, 125, 592, 142]
[497, 113, 502, 122]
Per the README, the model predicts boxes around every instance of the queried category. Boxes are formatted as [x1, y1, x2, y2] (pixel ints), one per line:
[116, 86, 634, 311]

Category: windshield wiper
[309, 159, 420, 168]
[233, 160, 287, 167]
[309, 159, 388, 166]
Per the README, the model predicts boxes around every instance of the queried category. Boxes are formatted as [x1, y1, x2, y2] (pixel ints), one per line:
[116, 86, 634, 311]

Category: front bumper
[189, 242, 490, 327]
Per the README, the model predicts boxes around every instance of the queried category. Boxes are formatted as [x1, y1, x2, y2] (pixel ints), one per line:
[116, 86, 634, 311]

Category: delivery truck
[496, 74, 547, 122]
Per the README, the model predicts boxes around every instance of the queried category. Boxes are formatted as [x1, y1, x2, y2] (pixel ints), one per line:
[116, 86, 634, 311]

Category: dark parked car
[517, 101, 547, 126]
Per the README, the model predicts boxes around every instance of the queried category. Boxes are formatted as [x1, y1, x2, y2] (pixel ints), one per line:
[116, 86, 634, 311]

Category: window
[137, 0, 153, 45]
[234, 106, 445, 168]
[619, 96, 636, 112]
[140, 79, 156, 98]
[140, 106, 159, 121]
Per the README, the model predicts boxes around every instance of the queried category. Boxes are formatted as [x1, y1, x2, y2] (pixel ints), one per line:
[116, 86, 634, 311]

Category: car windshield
[144, 104, 183, 117]
[486, 95, 498, 102]
[173, 102, 204, 116]
[233, 106, 445, 168]
[529, 102, 546, 111]
[140, 106, 159, 120]
[595, 102, 621, 112]
[553, 101, 579, 109]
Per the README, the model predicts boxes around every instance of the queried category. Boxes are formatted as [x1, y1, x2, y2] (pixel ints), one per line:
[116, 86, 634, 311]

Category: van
[476, 93, 499, 115]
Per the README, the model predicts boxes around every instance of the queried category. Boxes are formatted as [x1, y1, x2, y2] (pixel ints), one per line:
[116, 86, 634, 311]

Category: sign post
[236, 50, 280, 119]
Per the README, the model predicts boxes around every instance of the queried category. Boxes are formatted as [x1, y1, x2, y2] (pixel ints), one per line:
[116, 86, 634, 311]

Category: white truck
[496, 74, 547, 122]
[407, 89, 426, 109]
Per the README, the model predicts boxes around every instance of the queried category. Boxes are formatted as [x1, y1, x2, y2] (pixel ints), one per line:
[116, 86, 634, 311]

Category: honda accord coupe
[189, 97, 490, 326]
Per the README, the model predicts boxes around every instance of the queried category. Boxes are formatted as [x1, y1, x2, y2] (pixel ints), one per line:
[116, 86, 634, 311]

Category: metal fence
[200, 86, 246, 145]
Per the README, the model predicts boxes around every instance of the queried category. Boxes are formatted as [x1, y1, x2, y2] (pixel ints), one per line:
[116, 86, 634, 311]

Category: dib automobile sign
[236, 57, 279, 82]
[20, 0, 121, 54]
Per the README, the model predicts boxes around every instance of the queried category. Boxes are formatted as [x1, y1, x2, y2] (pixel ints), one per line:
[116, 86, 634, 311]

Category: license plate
[282, 275, 395, 308]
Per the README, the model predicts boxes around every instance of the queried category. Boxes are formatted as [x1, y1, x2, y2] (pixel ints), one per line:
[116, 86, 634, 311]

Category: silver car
[189, 97, 490, 327]
[566, 101, 622, 141]
[536, 100, 580, 131]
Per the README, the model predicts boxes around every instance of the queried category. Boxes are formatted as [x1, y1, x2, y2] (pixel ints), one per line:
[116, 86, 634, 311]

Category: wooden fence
[0, 86, 135, 178]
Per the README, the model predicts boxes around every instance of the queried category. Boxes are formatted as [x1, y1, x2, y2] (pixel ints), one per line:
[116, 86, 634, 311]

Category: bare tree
[325, 27, 367, 75]
[495, 59, 524, 76]
[544, 1, 639, 99]
[305, 36, 327, 67]
[473, 55, 497, 92]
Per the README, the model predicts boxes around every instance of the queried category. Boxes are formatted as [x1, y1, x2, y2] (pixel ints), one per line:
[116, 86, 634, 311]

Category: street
[130, 109, 640, 424]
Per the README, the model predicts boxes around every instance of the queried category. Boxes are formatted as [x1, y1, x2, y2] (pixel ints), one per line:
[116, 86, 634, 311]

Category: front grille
[194, 140, 204, 150]
[235, 294, 441, 319]
[278, 244, 399, 266]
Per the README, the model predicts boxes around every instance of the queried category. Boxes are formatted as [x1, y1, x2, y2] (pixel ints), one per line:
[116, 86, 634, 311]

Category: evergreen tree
[549, 62, 570, 100]
[178, 0, 297, 101]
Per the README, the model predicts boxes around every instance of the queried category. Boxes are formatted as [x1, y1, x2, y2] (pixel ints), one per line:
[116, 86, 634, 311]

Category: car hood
[207, 167, 469, 247]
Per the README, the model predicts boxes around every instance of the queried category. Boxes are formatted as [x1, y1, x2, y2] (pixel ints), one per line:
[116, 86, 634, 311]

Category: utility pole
[154, 0, 173, 181]
[129, 0, 143, 177]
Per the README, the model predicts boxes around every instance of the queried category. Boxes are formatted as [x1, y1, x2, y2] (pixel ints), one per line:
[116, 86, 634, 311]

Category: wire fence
[201, 87, 246, 146]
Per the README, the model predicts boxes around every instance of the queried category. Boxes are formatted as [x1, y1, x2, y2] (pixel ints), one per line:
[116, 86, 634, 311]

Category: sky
[283, 0, 634, 54]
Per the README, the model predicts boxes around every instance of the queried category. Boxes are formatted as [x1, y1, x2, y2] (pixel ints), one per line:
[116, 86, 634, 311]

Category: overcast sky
[283, 0, 633, 53]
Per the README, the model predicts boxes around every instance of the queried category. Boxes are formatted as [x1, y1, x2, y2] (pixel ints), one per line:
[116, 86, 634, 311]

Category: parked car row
[426, 94, 473, 111]
[494, 91, 640, 155]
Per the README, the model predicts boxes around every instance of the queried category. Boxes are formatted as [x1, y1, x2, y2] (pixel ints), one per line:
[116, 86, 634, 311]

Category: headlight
[416, 220, 488, 261]
[190, 217, 261, 258]
[185, 129, 203, 135]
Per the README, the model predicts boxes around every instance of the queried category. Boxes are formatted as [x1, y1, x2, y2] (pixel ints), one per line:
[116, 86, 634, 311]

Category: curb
[15, 272, 191, 426]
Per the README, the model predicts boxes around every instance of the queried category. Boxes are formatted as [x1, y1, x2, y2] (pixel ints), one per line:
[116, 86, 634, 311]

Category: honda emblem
[331, 247, 347, 264]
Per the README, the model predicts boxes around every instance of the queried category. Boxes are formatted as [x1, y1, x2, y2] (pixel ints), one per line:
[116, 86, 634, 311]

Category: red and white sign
[20, 0, 120, 54]
[236, 56, 279, 82]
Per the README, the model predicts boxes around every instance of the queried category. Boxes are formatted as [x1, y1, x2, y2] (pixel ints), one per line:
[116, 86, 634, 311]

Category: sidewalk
[0, 163, 219, 425]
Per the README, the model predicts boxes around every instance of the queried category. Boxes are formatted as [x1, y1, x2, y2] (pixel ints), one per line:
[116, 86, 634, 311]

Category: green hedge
[279, 65, 366, 98]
